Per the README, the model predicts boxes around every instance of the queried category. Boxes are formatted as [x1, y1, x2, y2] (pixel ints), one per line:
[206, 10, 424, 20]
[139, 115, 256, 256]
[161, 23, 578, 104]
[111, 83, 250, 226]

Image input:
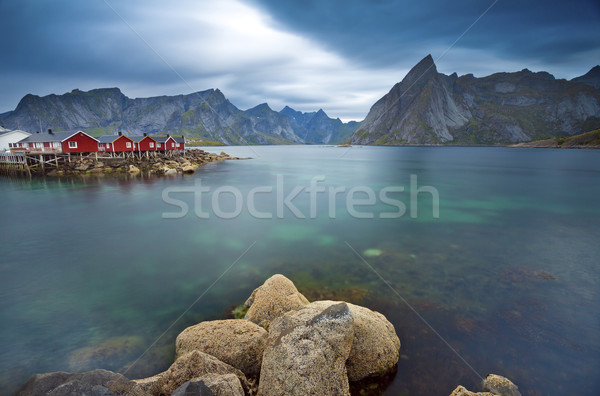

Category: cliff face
[350, 56, 600, 145]
[0, 88, 357, 145]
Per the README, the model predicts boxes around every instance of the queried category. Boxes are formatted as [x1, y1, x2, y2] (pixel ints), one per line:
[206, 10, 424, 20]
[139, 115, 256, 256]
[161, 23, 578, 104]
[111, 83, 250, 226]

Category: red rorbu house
[11, 130, 98, 153]
[152, 135, 185, 151]
[133, 134, 158, 152]
[98, 132, 135, 153]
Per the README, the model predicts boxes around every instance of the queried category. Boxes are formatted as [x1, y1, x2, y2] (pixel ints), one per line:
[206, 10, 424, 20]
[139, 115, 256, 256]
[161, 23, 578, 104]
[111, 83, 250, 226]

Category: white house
[0, 129, 32, 151]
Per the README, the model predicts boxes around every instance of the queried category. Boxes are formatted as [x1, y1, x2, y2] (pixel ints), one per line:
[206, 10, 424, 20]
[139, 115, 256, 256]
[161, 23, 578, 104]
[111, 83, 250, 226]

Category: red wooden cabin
[134, 134, 158, 151]
[98, 133, 135, 153]
[15, 130, 98, 153]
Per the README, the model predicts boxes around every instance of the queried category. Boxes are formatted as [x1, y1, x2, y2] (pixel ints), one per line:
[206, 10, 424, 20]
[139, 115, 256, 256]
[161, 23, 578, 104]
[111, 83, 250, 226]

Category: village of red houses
[0, 127, 206, 175]
[5, 129, 185, 155]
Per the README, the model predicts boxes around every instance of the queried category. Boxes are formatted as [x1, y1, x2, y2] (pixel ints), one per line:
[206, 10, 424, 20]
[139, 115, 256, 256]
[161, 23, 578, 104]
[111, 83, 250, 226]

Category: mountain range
[1, 55, 599, 146]
[0, 88, 356, 145]
[350, 55, 600, 145]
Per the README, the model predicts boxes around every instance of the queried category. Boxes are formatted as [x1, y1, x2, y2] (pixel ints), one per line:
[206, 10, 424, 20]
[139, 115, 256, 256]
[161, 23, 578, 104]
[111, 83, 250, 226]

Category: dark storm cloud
[249, 0, 600, 70]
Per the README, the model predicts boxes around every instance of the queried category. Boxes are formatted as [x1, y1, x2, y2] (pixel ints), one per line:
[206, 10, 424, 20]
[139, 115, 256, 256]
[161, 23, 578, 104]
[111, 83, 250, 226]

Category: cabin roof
[97, 135, 118, 143]
[97, 135, 134, 143]
[0, 129, 31, 138]
[17, 131, 98, 143]
[151, 135, 185, 143]
[128, 135, 154, 143]
[152, 135, 169, 143]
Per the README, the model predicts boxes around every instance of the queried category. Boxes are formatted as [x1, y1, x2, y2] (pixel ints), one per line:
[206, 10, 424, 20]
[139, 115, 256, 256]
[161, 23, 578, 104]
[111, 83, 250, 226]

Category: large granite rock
[171, 374, 245, 396]
[175, 319, 267, 378]
[483, 374, 522, 396]
[449, 386, 493, 396]
[171, 380, 214, 396]
[450, 374, 520, 396]
[245, 274, 309, 330]
[15, 369, 146, 396]
[309, 300, 401, 381]
[133, 351, 249, 396]
[258, 302, 354, 396]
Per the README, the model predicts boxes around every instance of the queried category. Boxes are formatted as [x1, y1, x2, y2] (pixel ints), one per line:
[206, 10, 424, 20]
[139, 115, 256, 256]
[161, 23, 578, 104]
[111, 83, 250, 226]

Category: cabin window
[176, 143, 180, 147]
[69, 141, 77, 149]
[150, 142, 154, 148]
[158, 143, 162, 148]
[107, 143, 111, 148]
[126, 142, 132, 148]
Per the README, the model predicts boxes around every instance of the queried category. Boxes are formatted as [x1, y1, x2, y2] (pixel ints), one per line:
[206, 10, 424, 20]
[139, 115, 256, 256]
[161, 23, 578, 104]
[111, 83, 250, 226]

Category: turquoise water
[1, 146, 599, 395]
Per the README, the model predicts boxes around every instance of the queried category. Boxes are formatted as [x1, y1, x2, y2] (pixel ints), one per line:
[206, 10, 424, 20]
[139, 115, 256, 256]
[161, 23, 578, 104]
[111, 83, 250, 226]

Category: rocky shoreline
[14, 275, 521, 396]
[32, 149, 238, 177]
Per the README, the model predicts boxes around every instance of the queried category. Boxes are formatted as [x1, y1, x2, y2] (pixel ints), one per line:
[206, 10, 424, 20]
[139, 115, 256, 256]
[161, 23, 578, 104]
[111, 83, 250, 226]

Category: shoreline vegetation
[14, 275, 521, 396]
[509, 128, 600, 149]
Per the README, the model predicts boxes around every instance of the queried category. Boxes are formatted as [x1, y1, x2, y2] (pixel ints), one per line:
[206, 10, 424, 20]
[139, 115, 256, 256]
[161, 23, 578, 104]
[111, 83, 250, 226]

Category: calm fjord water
[1, 146, 599, 395]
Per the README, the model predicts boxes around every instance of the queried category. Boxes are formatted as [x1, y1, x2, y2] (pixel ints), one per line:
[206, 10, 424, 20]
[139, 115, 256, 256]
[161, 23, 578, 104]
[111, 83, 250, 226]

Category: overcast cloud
[0, 0, 598, 121]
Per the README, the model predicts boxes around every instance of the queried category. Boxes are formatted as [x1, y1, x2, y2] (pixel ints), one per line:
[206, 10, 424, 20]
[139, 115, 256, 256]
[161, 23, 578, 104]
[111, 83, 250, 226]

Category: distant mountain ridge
[280, 106, 359, 144]
[3, 57, 599, 146]
[0, 88, 358, 145]
[350, 55, 600, 145]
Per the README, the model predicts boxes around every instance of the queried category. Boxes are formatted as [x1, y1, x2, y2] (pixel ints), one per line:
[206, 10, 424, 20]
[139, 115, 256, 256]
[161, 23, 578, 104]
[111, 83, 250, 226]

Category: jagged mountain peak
[247, 103, 273, 114]
[350, 55, 600, 145]
[401, 54, 437, 87]
[572, 65, 600, 88]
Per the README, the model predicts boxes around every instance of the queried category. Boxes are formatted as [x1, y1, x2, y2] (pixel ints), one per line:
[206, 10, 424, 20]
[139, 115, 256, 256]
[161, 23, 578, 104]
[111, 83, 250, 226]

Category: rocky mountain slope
[350, 55, 600, 145]
[280, 106, 359, 144]
[0, 88, 357, 145]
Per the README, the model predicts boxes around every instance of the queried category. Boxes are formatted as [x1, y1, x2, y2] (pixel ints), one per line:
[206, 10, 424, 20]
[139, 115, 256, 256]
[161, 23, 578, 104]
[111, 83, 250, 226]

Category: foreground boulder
[133, 350, 249, 396]
[258, 302, 354, 396]
[450, 374, 521, 396]
[244, 274, 309, 330]
[483, 374, 522, 396]
[175, 319, 267, 378]
[449, 386, 493, 396]
[309, 300, 401, 381]
[15, 369, 146, 396]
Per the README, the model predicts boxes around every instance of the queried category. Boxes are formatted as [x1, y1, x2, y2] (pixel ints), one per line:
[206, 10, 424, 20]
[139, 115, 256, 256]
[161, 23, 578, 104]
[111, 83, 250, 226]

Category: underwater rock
[15, 369, 146, 396]
[175, 319, 267, 378]
[363, 248, 383, 257]
[133, 351, 249, 396]
[308, 300, 401, 381]
[258, 302, 354, 396]
[68, 336, 144, 372]
[500, 267, 559, 284]
[244, 274, 309, 330]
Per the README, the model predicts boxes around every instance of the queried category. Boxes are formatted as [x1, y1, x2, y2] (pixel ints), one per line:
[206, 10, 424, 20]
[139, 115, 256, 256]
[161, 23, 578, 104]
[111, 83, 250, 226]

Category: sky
[0, 0, 599, 121]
